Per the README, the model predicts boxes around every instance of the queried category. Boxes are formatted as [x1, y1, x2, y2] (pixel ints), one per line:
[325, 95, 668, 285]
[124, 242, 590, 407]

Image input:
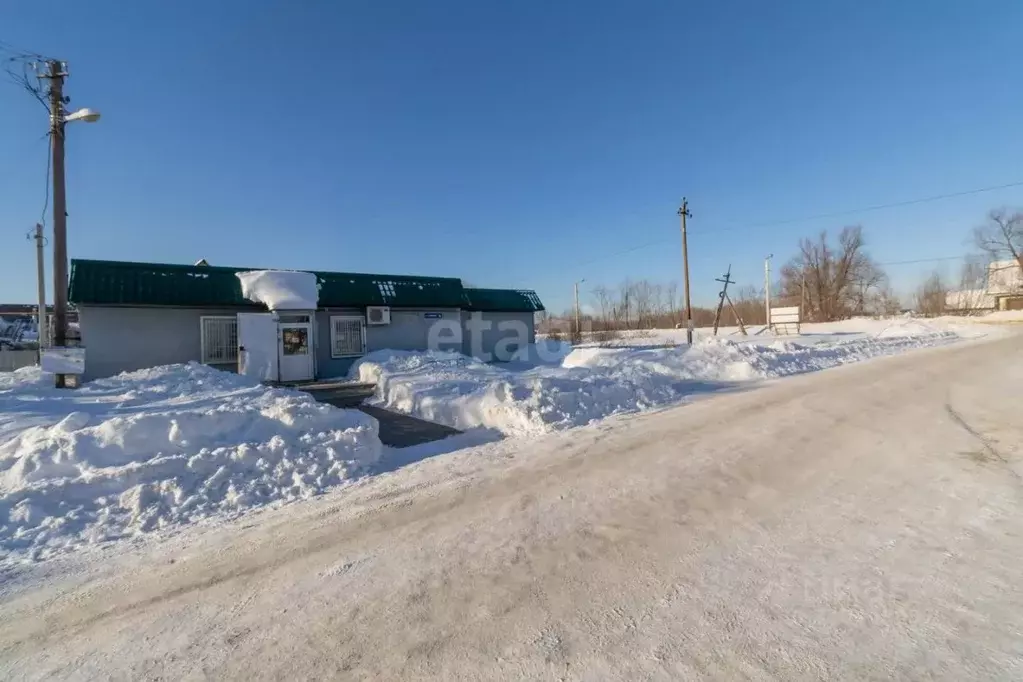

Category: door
[278, 323, 314, 382]
[238, 313, 278, 381]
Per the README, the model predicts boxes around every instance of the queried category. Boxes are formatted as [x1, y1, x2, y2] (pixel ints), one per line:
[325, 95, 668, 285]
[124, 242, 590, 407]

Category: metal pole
[764, 254, 773, 328]
[678, 198, 693, 345]
[46, 60, 69, 387]
[33, 224, 47, 349]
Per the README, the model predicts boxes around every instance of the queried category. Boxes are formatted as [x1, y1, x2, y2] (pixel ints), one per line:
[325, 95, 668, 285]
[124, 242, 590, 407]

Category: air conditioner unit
[366, 305, 391, 325]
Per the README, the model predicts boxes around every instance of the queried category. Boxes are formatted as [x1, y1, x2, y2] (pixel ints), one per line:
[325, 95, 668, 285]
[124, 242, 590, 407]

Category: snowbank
[569, 314, 1010, 349]
[237, 270, 319, 310]
[355, 324, 977, 436]
[0, 364, 380, 560]
[981, 309, 1023, 323]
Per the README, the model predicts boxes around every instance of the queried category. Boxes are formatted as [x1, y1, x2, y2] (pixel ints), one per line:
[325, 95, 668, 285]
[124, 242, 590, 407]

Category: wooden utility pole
[43, 60, 69, 387]
[573, 279, 584, 342]
[725, 292, 748, 336]
[800, 271, 807, 322]
[678, 198, 693, 345]
[712, 265, 735, 335]
[31, 224, 47, 350]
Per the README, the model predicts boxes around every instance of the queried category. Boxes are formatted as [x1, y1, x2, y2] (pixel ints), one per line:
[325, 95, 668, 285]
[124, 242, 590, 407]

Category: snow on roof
[236, 270, 319, 310]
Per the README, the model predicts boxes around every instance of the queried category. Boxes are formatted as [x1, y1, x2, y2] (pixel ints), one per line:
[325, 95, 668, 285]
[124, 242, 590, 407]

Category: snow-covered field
[355, 315, 1009, 436]
[2, 331, 1020, 680]
[0, 365, 379, 561]
[0, 314, 1014, 564]
[580, 312, 1019, 348]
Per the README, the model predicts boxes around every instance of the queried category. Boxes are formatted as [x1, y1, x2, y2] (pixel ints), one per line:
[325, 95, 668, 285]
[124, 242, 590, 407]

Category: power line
[2, 50, 55, 231]
[694, 180, 1023, 235]
[40, 131, 51, 227]
[564, 179, 1023, 272]
[0, 39, 42, 59]
[875, 255, 970, 267]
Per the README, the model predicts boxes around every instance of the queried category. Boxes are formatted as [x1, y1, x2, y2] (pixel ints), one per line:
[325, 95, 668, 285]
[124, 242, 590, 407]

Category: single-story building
[944, 259, 1023, 313]
[68, 259, 545, 382]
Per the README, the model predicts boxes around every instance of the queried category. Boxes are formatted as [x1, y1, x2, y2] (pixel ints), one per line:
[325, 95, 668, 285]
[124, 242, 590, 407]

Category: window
[200, 316, 238, 365]
[282, 327, 309, 355]
[330, 316, 366, 357]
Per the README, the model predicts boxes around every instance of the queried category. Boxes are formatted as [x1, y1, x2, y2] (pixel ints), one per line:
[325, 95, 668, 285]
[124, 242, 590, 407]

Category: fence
[0, 350, 38, 373]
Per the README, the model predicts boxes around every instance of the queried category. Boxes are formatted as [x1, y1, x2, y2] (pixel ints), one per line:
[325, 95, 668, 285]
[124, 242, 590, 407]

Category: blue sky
[3, 0, 1022, 313]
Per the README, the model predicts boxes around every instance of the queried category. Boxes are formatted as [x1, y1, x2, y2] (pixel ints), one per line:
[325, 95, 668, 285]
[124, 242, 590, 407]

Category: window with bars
[330, 316, 366, 358]
[200, 316, 238, 365]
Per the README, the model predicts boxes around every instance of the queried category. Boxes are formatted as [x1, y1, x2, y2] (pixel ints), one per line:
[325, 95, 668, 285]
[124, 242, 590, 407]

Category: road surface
[2, 334, 1021, 680]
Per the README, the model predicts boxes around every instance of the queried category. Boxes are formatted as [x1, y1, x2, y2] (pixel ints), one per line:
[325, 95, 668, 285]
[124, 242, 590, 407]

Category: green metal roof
[68, 259, 543, 311]
[463, 288, 545, 313]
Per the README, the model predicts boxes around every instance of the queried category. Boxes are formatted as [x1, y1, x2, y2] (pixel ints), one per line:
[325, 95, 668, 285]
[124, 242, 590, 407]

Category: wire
[875, 255, 969, 267]
[1, 42, 57, 230]
[40, 132, 51, 227]
[564, 180, 1023, 271]
[4, 56, 51, 113]
[0, 38, 45, 59]
[693, 180, 1023, 235]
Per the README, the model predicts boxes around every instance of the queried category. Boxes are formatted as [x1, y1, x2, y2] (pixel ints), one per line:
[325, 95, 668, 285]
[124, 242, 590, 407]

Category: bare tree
[952, 256, 991, 313]
[866, 283, 902, 317]
[778, 226, 886, 321]
[914, 271, 947, 317]
[730, 284, 767, 326]
[974, 209, 1023, 279]
[665, 281, 680, 325]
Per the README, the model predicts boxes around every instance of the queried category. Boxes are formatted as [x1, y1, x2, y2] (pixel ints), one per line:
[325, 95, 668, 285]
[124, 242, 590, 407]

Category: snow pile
[982, 309, 1023, 323]
[0, 364, 380, 560]
[237, 270, 319, 310]
[356, 325, 972, 436]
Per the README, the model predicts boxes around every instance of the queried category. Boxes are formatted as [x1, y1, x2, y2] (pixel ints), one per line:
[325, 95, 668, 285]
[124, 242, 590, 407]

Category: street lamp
[44, 57, 101, 387]
[63, 107, 101, 124]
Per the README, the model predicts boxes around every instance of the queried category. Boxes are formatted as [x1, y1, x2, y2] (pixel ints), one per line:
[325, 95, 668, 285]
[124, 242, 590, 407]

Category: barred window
[330, 316, 366, 358]
[200, 316, 238, 364]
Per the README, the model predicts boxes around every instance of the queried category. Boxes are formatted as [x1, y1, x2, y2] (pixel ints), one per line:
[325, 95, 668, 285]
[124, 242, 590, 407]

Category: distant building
[945, 259, 1023, 312]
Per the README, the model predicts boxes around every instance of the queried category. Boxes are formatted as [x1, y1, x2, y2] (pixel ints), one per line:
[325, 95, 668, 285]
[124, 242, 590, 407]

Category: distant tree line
[536, 207, 1023, 337]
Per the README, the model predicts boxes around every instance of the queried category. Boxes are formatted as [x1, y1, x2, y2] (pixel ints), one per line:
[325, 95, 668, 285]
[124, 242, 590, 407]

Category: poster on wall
[41, 347, 86, 374]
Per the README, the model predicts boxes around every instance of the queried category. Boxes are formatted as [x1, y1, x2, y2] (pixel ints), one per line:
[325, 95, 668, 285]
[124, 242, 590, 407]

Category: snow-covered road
[2, 334, 1022, 680]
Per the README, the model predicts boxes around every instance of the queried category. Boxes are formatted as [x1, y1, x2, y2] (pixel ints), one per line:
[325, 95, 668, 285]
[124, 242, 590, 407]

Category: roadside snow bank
[356, 329, 967, 436]
[0, 364, 380, 560]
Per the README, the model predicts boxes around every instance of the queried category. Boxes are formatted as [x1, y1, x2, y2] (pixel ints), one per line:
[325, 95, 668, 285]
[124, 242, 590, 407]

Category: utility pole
[726, 292, 748, 336]
[573, 279, 585, 342]
[678, 198, 693, 345]
[764, 254, 773, 328]
[43, 59, 69, 387]
[800, 271, 807, 321]
[30, 224, 47, 350]
[712, 265, 735, 335]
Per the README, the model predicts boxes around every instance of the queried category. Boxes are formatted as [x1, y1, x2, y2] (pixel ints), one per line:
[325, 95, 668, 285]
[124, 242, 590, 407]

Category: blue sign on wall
[424, 312, 443, 319]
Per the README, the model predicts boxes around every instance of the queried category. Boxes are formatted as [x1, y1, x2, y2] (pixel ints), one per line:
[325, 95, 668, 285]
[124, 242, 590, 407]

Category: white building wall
[988, 260, 1023, 294]
[78, 305, 247, 381]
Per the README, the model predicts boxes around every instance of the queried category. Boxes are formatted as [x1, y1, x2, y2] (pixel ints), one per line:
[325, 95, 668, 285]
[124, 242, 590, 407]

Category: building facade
[944, 259, 1023, 313]
[69, 259, 544, 382]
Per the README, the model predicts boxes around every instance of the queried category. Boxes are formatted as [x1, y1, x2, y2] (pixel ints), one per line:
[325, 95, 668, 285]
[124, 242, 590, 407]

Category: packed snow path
[2, 334, 1022, 679]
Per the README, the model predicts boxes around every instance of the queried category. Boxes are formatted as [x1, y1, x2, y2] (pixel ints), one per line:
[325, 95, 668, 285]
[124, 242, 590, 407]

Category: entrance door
[238, 313, 278, 381]
[278, 323, 314, 382]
